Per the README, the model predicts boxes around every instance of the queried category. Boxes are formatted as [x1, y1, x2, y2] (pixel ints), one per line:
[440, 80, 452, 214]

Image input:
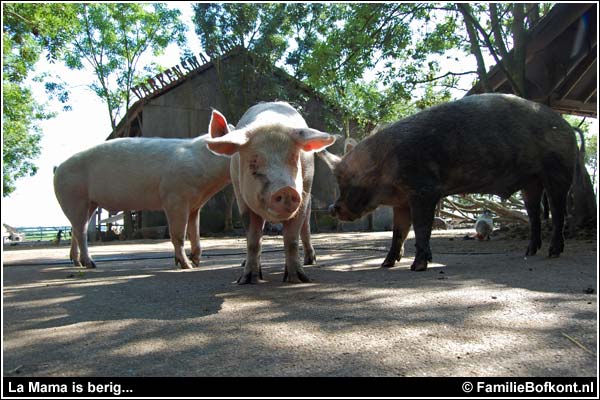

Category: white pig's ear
[209, 110, 230, 138]
[290, 128, 336, 152]
[206, 129, 249, 155]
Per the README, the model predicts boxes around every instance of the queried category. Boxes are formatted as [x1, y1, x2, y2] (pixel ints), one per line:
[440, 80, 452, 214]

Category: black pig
[325, 94, 578, 271]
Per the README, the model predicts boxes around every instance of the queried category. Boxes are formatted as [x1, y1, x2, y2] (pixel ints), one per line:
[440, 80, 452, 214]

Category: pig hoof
[85, 261, 96, 269]
[381, 258, 396, 268]
[241, 261, 264, 279]
[548, 247, 562, 258]
[237, 272, 265, 285]
[73, 260, 83, 267]
[283, 269, 312, 283]
[548, 242, 564, 258]
[525, 246, 539, 257]
[175, 258, 194, 270]
[410, 260, 428, 271]
[304, 255, 317, 265]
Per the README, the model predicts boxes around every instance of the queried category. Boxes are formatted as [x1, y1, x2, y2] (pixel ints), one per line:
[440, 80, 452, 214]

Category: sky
[2, 3, 598, 228]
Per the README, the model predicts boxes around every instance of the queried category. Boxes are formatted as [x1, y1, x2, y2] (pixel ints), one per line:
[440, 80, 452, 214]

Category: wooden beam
[557, 47, 597, 100]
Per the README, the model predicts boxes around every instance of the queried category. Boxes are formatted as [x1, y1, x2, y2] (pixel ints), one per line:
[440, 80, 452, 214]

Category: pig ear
[316, 149, 342, 170]
[344, 138, 357, 154]
[290, 128, 336, 152]
[206, 129, 249, 155]
[209, 110, 230, 138]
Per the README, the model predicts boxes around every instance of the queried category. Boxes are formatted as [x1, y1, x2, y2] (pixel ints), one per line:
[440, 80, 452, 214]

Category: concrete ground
[2, 230, 597, 377]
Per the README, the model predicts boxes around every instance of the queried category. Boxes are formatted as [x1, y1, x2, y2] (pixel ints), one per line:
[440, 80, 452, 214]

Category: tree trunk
[510, 4, 527, 97]
[569, 139, 597, 227]
[458, 3, 492, 92]
[570, 166, 597, 227]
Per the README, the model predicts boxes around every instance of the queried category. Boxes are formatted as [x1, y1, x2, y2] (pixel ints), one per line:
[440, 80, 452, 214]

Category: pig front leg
[186, 209, 201, 266]
[282, 210, 312, 283]
[301, 198, 316, 265]
[238, 210, 266, 284]
[382, 206, 412, 268]
[408, 193, 439, 271]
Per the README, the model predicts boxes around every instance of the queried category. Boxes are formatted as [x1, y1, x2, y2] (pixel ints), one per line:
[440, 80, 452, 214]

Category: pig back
[236, 102, 308, 130]
[54, 135, 230, 211]
[369, 94, 577, 197]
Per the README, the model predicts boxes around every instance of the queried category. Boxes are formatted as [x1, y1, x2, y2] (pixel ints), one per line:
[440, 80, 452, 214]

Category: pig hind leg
[186, 209, 201, 266]
[522, 180, 544, 256]
[164, 204, 194, 269]
[382, 206, 412, 268]
[543, 175, 571, 257]
[68, 202, 98, 268]
[408, 192, 439, 271]
[69, 235, 80, 266]
[301, 198, 316, 265]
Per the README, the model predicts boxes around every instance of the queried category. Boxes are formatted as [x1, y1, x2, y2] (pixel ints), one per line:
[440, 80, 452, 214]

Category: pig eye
[248, 154, 265, 173]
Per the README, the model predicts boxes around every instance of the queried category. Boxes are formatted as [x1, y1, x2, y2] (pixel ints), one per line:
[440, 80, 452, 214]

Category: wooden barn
[105, 48, 382, 238]
[468, 3, 597, 117]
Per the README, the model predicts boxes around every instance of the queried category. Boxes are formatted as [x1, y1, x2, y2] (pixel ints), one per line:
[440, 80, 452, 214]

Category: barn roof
[467, 3, 597, 117]
[108, 48, 351, 139]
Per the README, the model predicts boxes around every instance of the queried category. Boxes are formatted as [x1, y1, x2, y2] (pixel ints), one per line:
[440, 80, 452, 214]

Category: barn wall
[129, 51, 390, 233]
[142, 68, 227, 138]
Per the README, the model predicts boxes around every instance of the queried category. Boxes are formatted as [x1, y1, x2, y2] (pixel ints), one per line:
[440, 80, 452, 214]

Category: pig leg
[69, 232, 80, 266]
[283, 210, 312, 283]
[382, 206, 412, 268]
[408, 193, 438, 271]
[70, 203, 98, 268]
[164, 206, 194, 270]
[544, 179, 570, 258]
[522, 181, 544, 256]
[238, 210, 266, 284]
[301, 198, 316, 265]
[186, 209, 201, 267]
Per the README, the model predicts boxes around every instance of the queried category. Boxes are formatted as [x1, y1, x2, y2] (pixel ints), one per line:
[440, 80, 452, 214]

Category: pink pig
[206, 102, 336, 284]
[53, 110, 233, 269]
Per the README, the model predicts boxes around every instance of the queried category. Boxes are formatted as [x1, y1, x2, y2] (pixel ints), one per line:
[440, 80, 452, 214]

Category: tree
[193, 3, 291, 63]
[455, 3, 553, 97]
[2, 3, 78, 196]
[63, 3, 187, 132]
[454, 3, 596, 228]
[193, 3, 462, 137]
[288, 3, 462, 137]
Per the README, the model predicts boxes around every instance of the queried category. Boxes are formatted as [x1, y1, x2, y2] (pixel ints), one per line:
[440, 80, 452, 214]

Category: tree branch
[409, 70, 478, 85]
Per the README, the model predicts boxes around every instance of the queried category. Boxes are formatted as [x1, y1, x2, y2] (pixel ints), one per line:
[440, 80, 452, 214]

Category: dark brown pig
[206, 102, 336, 284]
[326, 94, 578, 271]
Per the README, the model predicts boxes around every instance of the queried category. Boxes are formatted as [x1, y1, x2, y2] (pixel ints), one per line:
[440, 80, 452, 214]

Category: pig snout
[269, 186, 301, 219]
[328, 201, 362, 222]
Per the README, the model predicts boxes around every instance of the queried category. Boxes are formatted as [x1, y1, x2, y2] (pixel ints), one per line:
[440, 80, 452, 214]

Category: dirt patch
[2, 230, 597, 377]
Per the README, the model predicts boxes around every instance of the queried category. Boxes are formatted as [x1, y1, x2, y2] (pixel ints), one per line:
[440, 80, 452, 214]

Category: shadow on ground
[2, 231, 597, 377]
